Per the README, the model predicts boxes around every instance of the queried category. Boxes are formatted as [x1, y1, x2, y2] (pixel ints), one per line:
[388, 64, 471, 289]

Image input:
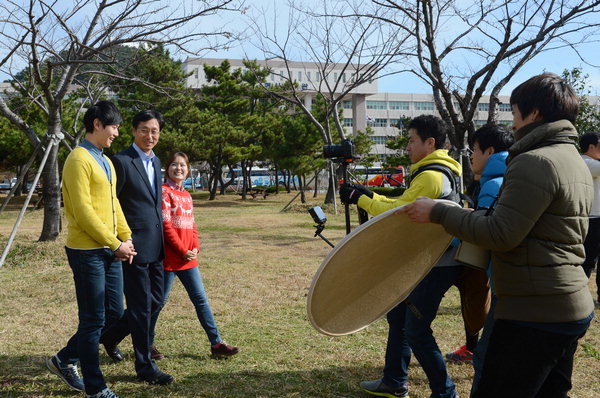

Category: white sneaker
[86, 387, 121, 398]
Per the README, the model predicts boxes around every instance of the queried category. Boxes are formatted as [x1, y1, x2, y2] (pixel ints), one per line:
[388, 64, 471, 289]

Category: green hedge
[263, 185, 288, 193]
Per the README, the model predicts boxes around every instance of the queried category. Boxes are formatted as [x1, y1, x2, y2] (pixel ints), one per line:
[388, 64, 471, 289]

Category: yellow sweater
[62, 147, 131, 250]
[358, 149, 462, 216]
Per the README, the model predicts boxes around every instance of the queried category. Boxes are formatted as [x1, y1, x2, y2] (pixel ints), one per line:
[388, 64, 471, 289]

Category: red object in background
[341, 166, 406, 187]
[366, 166, 405, 186]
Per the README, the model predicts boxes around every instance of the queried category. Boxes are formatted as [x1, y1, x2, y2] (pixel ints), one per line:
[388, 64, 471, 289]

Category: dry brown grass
[0, 192, 598, 397]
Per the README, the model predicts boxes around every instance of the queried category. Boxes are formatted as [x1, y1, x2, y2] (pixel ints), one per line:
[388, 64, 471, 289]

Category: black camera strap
[407, 164, 462, 204]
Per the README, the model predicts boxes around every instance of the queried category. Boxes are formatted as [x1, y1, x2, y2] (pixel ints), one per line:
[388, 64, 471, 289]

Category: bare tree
[0, 0, 244, 241]
[246, 0, 413, 204]
[347, 0, 600, 177]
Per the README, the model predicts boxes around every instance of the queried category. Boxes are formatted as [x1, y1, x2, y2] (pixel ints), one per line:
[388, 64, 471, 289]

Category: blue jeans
[57, 247, 124, 395]
[405, 266, 462, 398]
[150, 266, 221, 346]
[382, 301, 411, 389]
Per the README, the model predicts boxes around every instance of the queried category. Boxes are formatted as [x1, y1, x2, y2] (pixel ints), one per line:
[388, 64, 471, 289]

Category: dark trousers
[382, 266, 463, 398]
[58, 248, 124, 395]
[101, 260, 164, 378]
[473, 319, 585, 398]
[582, 217, 600, 297]
[405, 266, 462, 398]
[383, 301, 411, 389]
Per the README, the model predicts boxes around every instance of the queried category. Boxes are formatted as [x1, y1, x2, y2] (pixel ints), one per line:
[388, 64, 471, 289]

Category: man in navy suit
[100, 109, 173, 385]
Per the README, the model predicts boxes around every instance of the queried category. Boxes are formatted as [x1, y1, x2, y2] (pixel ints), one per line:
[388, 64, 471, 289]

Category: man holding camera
[340, 114, 461, 398]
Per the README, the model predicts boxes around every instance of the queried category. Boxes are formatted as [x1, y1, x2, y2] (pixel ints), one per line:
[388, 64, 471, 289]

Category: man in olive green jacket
[400, 73, 595, 398]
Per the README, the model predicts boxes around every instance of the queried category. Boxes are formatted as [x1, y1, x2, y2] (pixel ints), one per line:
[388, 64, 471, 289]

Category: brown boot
[150, 345, 165, 360]
[210, 342, 240, 357]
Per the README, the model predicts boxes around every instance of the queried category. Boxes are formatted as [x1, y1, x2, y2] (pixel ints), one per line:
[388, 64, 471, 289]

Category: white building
[183, 57, 600, 163]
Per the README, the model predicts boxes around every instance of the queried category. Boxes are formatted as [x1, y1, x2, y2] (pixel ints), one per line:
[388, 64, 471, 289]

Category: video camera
[323, 138, 355, 161]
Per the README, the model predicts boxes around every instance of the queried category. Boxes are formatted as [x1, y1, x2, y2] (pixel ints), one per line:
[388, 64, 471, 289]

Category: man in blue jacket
[465, 124, 513, 395]
[447, 124, 514, 367]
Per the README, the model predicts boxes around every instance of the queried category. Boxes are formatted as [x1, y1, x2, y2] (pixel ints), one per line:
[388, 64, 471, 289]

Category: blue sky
[2, 0, 598, 97]
[201, 1, 600, 97]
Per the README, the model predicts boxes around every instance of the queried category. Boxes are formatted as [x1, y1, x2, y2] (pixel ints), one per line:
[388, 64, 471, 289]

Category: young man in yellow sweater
[47, 101, 136, 398]
[340, 115, 462, 398]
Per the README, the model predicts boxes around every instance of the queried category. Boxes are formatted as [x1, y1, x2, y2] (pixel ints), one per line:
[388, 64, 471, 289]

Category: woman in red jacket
[149, 152, 239, 359]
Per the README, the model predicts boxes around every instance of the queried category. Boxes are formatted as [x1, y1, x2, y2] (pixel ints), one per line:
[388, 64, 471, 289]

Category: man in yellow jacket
[340, 115, 461, 398]
[47, 101, 136, 398]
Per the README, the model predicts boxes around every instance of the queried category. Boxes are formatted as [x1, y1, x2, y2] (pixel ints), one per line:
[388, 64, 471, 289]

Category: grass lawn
[0, 192, 598, 397]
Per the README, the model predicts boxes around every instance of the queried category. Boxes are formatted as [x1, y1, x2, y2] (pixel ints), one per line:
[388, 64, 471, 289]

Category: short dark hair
[509, 73, 579, 123]
[132, 109, 165, 130]
[165, 152, 191, 180]
[580, 132, 600, 153]
[407, 115, 448, 149]
[83, 100, 122, 133]
[469, 124, 514, 152]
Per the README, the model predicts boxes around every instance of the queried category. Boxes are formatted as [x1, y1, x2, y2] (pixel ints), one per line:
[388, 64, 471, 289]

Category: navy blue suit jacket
[111, 146, 164, 263]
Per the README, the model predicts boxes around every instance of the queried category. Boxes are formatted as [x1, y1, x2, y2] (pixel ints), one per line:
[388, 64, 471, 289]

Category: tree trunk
[313, 169, 318, 198]
[285, 171, 291, 193]
[209, 169, 219, 200]
[240, 160, 248, 200]
[38, 143, 61, 241]
[291, 171, 298, 191]
[14, 166, 23, 196]
[299, 175, 306, 203]
[274, 166, 280, 195]
[324, 162, 336, 204]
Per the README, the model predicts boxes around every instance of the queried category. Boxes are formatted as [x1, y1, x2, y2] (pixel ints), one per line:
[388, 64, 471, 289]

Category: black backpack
[407, 164, 462, 204]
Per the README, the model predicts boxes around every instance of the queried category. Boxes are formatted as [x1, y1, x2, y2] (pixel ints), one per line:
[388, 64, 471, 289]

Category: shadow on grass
[0, 353, 403, 397]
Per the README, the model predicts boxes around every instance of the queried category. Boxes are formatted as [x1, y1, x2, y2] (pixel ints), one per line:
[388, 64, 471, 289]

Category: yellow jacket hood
[412, 149, 462, 177]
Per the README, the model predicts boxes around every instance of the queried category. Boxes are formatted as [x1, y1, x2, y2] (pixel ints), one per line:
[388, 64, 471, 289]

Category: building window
[373, 118, 387, 127]
[414, 101, 434, 111]
[342, 73, 347, 83]
[316, 72, 321, 82]
[370, 136, 387, 145]
[280, 71, 285, 81]
[478, 103, 489, 112]
[389, 101, 410, 110]
[334, 72, 338, 81]
[298, 71, 302, 81]
[343, 118, 353, 127]
[343, 100, 353, 109]
[367, 100, 387, 110]
[499, 103, 512, 112]
[194, 68, 199, 79]
[307, 71, 311, 81]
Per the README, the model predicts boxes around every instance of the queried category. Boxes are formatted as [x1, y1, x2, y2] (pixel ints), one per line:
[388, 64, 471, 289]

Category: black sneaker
[46, 355, 84, 392]
[137, 369, 174, 385]
[86, 387, 121, 398]
[360, 378, 409, 398]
